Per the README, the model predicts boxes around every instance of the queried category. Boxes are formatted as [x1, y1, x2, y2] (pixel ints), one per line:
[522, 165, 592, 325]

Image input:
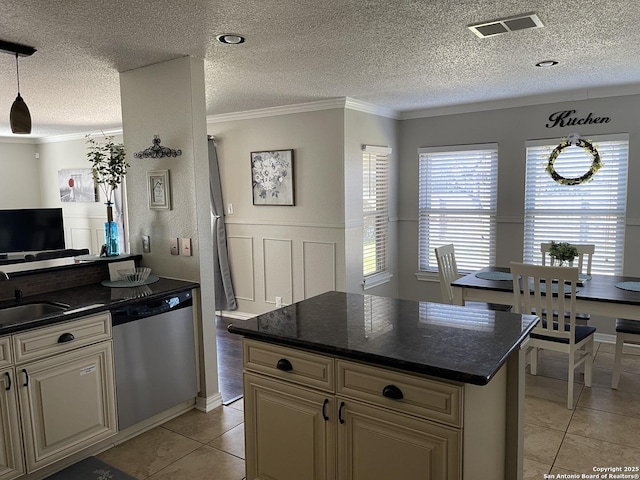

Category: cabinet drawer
[243, 339, 334, 392]
[13, 312, 111, 364]
[0, 336, 11, 368]
[336, 360, 462, 427]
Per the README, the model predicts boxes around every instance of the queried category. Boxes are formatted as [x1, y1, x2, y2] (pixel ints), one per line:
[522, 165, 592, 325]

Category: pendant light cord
[15, 53, 20, 94]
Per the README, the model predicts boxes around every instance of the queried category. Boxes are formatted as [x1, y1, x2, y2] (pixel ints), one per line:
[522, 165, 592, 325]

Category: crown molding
[400, 84, 640, 120]
[344, 98, 400, 119]
[207, 99, 346, 123]
[36, 128, 124, 144]
[0, 136, 37, 144]
[207, 97, 399, 123]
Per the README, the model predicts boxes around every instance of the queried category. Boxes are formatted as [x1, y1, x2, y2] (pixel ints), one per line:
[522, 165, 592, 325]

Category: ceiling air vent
[468, 13, 544, 38]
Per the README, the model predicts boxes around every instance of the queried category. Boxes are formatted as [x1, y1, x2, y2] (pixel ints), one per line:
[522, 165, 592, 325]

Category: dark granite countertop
[0, 277, 199, 335]
[228, 291, 539, 385]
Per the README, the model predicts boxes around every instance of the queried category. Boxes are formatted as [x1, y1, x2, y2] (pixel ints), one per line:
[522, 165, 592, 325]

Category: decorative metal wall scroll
[134, 135, 182, 159]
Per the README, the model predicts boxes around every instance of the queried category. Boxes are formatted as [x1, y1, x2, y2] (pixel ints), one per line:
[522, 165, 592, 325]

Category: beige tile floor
[98, 399, 246, 479]
[524, 341, 640, 479]
[97, 341, 640, 480]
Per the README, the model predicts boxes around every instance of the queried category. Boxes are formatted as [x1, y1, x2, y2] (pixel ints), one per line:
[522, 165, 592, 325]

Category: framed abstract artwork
[57, 168, 97, 202]
[250, 149, 295, 206]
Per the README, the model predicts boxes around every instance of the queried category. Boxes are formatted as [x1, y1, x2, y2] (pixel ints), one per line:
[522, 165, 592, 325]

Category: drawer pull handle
[58, 332, 75, 343]
[4, 372, 10, 391]
[382, 384, 404, 400]
[276, 358, 293, 372]
[322, 398, 329, 421]
[338, 401, 345, 424]
[22, 369, 29, 387]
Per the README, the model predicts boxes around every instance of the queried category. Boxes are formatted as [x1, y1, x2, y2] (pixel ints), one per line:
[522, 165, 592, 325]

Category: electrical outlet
[181, 238, 192, 256]
[227, 203, 234, 215]
[275, 296, 283, 308]
[142, 235, 150, 253]
[170, 238, 179, 255]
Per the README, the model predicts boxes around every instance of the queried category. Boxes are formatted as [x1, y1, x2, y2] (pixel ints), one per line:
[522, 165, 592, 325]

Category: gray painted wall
[344, 108, 399, 298]
[0, 140, 41, 208]
[397, 94, 640, 334]
[208, 108, 347, 315]
[207, 107, 399, 315]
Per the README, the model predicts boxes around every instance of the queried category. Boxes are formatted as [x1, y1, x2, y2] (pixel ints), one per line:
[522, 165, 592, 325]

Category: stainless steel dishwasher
[111, 289, 197, 430]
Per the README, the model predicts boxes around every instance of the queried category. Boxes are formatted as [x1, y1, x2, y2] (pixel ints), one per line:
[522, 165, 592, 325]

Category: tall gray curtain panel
[209, 136, 237, 311]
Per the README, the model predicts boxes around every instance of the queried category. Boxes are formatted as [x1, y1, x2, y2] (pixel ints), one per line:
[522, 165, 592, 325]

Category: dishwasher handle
[111, 290, 193, 326]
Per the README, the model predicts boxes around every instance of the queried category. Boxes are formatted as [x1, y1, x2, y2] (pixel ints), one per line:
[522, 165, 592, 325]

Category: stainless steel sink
[0, 302, 69, 327]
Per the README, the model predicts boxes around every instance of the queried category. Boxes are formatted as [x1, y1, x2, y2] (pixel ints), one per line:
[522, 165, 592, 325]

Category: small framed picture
[147, 170, 171, 210]
[251, 149, 294, 206]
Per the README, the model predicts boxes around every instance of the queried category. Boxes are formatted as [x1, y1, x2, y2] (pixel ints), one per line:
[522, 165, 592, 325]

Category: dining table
[451, 266, 640, 321]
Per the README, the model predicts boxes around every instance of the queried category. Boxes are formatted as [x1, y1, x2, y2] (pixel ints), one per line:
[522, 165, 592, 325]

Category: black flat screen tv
[0, 208, 65, 254]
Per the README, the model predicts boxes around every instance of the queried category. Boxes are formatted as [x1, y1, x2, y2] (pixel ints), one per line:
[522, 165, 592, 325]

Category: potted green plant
[548, 241, 578, 267]
[86, 134, 129, 256]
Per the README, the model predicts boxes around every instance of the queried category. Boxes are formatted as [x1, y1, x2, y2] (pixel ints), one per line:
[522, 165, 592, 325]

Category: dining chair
[611, 318, 640, 389]
[540, 242, 595, 275]
[435, 244, 511, 311]
[510, 262, 596, 409]
[541, 243, 595, 324]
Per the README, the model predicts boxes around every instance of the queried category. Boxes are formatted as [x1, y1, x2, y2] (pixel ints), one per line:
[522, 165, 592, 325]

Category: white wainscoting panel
[63, 215, 105, 255]
[302, 241, 336, 298]
[69, 227, 92, 252]
[227, 236, 255, 301]
[263, 238, 293, 305]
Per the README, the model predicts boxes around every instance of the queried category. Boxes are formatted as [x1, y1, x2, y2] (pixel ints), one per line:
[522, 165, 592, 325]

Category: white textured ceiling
[1, 0, 639, 137]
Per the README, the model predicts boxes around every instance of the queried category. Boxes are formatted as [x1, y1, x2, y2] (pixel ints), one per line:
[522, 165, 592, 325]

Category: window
[363, 145, 391, 286]
[523, 134, 629, 275]
[418, 144, 498, 273]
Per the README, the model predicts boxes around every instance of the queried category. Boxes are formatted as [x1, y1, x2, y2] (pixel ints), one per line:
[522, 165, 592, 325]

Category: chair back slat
[540, 243, 595, 276]
[435, 244, 458, 304]
[510, 262, 579, 343]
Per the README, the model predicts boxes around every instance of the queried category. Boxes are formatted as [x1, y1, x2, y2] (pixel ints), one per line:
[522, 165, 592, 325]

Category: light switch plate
[170, 238, 179, 255]
[142, 235, 150, 253]
[181, 238, 192, 256]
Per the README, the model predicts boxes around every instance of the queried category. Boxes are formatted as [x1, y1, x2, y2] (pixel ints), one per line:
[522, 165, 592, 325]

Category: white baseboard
[195, 393, 223, 412]
[595, 332, 615, 344]
[217, 310, 256, 320]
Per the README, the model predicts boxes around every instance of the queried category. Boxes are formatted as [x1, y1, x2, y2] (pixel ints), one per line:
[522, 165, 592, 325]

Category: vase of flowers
[87, 134, 129, 256]
[548, 241, 578, 267]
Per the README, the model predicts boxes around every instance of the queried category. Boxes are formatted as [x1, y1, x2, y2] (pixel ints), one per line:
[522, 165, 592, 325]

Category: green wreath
[546, 136, 603, 186]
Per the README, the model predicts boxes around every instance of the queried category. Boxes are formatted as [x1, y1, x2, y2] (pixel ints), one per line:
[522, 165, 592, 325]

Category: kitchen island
[229, 291, 538, 480]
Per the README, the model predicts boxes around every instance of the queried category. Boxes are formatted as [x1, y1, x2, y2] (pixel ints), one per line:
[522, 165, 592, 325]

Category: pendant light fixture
[1, 40, 36, 134]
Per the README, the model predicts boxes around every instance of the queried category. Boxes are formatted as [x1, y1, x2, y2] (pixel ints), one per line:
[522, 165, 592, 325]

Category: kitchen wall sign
[546, 110, 611, 129]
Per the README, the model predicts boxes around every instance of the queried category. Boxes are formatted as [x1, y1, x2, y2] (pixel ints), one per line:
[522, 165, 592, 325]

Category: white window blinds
[363, 145, 391, 278]
[418, 144, 498, 272]
[523, 134, 629, 275]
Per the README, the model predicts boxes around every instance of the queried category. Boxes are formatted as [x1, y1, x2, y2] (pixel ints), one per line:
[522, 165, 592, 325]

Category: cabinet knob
[4, 372, 10, 391]
[382, 384, 404, 400]
[338, 401, 346, 424]
[276, 358, 293, 372]
[22, 369, 29, 387]
[58, 332, 75, 343]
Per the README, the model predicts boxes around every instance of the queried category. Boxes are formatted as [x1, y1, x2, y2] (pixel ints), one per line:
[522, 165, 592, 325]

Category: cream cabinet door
[18, 341, 117, 473]
[336, 399, 461, 480]
[0, 369, 24, 480]
[244, 372, 336, 480]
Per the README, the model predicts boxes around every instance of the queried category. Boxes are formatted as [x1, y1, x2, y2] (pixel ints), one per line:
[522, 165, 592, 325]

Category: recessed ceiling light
[216, 34, 245, 45]
[535, 60, 559, 67]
